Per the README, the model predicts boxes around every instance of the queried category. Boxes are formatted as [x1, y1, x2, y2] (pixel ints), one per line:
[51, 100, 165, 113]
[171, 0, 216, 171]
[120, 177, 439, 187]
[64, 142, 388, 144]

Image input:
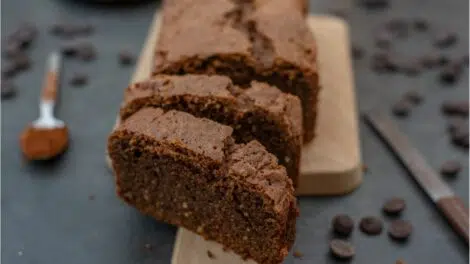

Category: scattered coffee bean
[119, 50, 135, 65]
[413, 18, 429, 31]
[440, 62, 462, 84]
[329, 239, 355, 260]
[332, 214, 354, 236]
[392, 100, 412, 117]
[207, 250, 215, 259]
[440, 160, 461, 176]
[382, 197, 406, 215]
[400, 60, 421, 76]
[388, 219, 412, 241]
[403, 90, 423, 105]
[352, 45, 364, 60]
[1, 80, 17, 99]
[434, 31, 458, 48]
[441, 100, 469, 116]
[451, 126, 469, 149]
[385, 19, 409, 38]
[375, 30, 393, 49]
[359, 216, 383, 235]
[293, 250, 303, 259]
[359, 0, 389, 10]
[69, 73, 88, 87]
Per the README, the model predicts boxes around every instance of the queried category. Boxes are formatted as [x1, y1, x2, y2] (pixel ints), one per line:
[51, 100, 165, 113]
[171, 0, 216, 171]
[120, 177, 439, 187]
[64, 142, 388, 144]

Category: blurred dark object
[69, 0, 155, 4]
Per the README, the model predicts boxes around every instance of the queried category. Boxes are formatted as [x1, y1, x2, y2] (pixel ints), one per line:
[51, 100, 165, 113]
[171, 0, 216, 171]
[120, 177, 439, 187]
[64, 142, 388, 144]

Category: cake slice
[108, 108, 298, 264]
[154, 0, 320, 142]
[120, 75, 302, 186]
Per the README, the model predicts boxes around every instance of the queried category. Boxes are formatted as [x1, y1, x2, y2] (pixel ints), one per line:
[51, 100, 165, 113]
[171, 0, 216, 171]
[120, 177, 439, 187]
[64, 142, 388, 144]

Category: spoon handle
[41, 52, 61, 102]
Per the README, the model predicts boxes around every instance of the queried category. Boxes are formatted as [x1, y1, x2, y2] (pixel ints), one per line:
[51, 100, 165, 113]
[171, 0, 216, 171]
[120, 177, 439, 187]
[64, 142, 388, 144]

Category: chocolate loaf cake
[120, 75, 302, 185]
[153, 0, 320, 142]
[108, 108, 298, 264]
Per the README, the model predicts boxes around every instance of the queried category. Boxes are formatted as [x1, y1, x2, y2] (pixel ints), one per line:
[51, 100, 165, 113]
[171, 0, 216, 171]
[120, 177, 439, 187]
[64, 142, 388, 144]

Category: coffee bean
[329, 239, 355, 260]
[413, 18, 429, 31]
[69, 73, 88, 86]
[403, 90, 423, 105]
[440, 160, 461, 176]
[332, 214, 354, 236]
[392, 100, 411, 117]
[352, 45, 364, 60]
[359, 0, 389, 10]
[441, 100, 469, 116]
[119, 50, 135, 65]
[1, 80, 17, 99]
[359, 216, 383, 235]
[375, 30, 393, 49]
[382, 197, 406, 215]
[434, 31, 458, 48]
[388, 220, 412, 241]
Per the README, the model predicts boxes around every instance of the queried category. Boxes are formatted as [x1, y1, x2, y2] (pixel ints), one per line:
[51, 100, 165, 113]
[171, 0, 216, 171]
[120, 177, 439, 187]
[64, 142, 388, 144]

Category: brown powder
[19, 126, 69, 160]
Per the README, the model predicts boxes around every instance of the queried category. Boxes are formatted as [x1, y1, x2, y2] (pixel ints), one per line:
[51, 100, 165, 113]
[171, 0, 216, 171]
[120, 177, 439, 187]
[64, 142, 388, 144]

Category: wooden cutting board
[105, 10, 362, 264]
[107, 12, 362, 196]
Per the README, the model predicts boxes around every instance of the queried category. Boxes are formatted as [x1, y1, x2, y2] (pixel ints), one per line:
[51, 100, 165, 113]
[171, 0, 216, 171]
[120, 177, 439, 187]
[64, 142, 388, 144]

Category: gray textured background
[1, 0, 468, 263]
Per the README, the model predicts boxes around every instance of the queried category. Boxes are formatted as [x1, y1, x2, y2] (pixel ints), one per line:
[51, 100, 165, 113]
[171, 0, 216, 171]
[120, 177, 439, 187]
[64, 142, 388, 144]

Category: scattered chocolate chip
[293, 250, 303, 259]
[403, 90, 423, 105]
[434, 31, 458, 48]
[359, 0, 389, 10]
[61, 42, 79, 57]
[388, 219, 412, 241]
[440, 160, 461, 176]
[392, 100, 412, 117]
[207, 250, 215, 259]
[441, 100, 469, 116]
[352, 45, 364, 60]
[1, 80, 17, 99]
[332, 214, 354, 236]
[359, 216, 383, 235]
[413, 18, 429, 31]
[329, 239, 355, 260]
[382, 198, 406, 215]
[375, 30, 393, 49]
[119, 50, 135, 65]
[69, 73, 88, 86]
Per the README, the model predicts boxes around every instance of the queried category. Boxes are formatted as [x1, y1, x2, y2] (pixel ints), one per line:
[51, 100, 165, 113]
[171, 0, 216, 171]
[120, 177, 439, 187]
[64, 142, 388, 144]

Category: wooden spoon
[20, 52, 69, 160]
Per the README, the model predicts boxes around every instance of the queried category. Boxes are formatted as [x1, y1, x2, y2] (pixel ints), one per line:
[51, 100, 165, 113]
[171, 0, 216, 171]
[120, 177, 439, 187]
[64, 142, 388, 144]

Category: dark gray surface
[1, 0, 468, 263]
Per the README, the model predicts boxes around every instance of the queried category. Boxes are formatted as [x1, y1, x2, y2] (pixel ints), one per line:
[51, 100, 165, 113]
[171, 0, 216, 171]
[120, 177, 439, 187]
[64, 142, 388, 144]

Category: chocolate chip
[403, 90, 423, 105]
[207, 250, 215, 259]
[382, 198, 406, 215]
[69, 73, 88, 86]
[413, 18, 429, 31]
[359, 216, 383, 235]
[332, 214, 354, 236]
[440, 160, 461, 176]
[392, 100, 412, 117]
[329, 239, 355, 260]
[359, 0, 389, 9]
[61, 42, 79, 57]
[1, 80, 17, 99]
[388, 220, 412, 241]
[119, 50, 135, 65]
[441, 100, 469, 116]
[352, 45, 364, 60]
[434, 31, 458, 48]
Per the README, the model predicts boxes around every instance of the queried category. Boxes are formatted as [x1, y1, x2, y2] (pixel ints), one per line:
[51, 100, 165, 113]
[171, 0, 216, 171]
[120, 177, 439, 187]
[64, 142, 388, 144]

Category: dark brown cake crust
[153, 0, 320, 142]
[108, 108, 298, 264]
[121, 75, 302, 186]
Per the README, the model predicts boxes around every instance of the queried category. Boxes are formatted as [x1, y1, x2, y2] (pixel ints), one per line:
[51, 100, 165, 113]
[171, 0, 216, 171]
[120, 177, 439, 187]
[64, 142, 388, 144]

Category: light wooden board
[107, 13, 362, 196]
[105, 11, 362, 264]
